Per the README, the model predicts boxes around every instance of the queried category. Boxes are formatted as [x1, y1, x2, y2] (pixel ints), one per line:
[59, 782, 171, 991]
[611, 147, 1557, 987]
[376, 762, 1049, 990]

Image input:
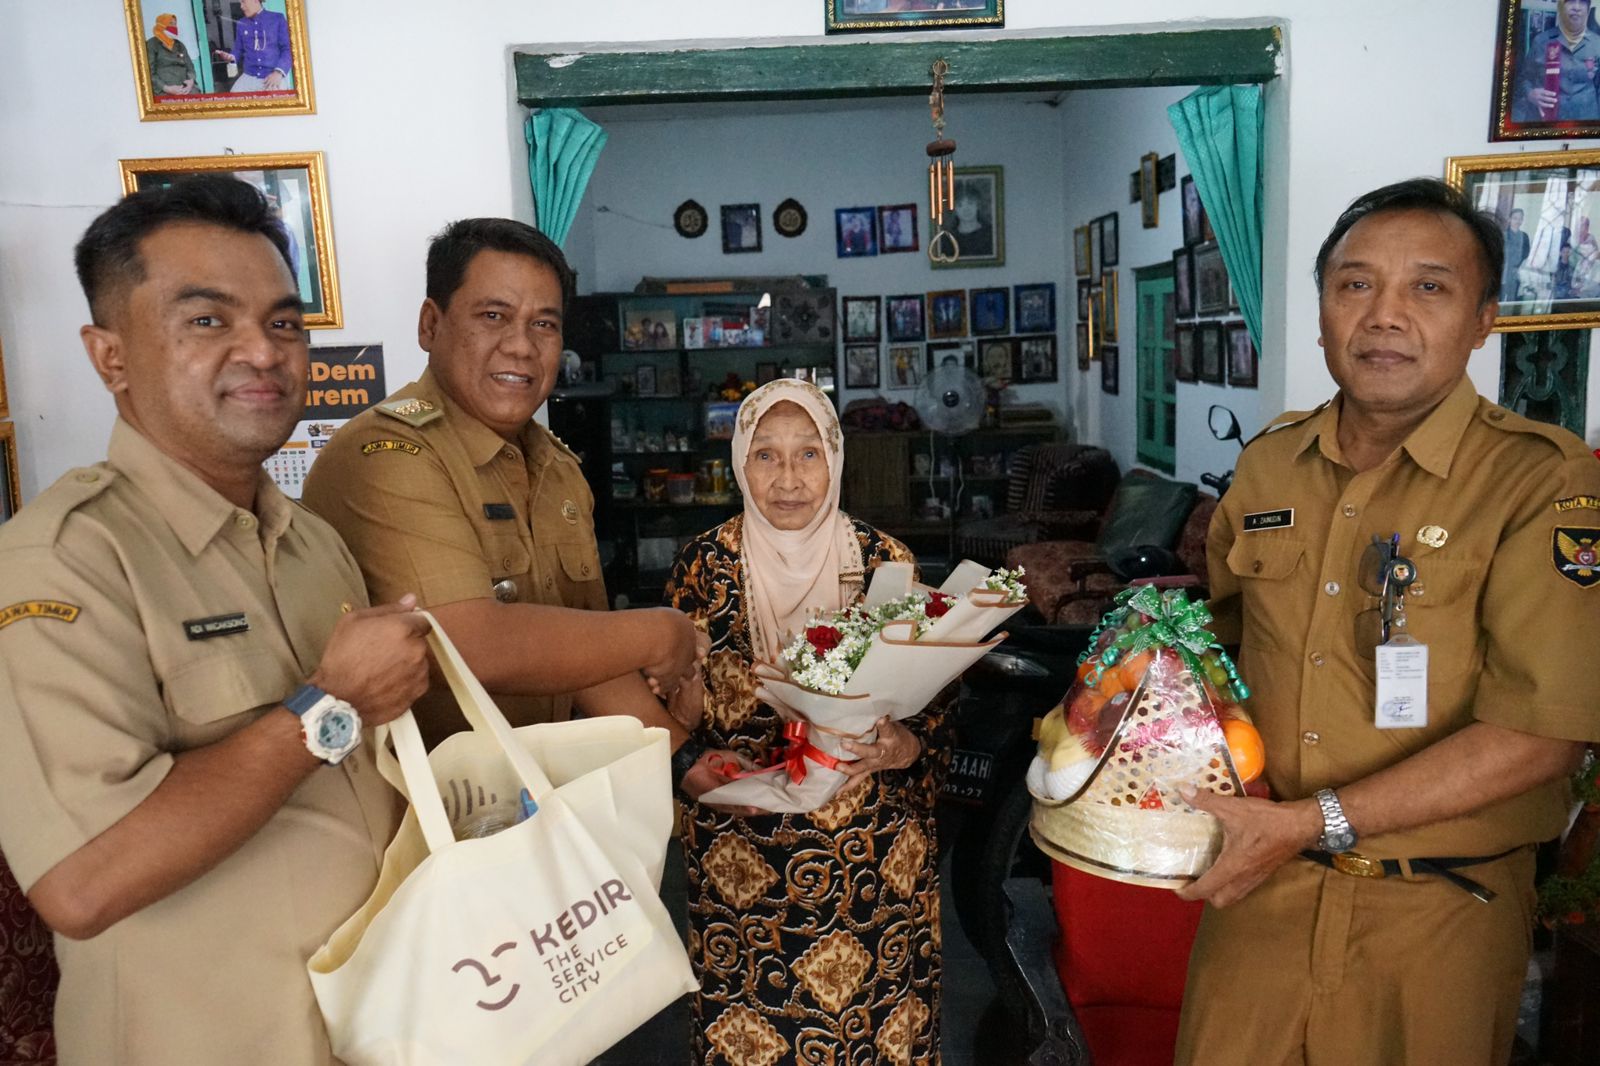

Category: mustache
[219, 370, 299, 396]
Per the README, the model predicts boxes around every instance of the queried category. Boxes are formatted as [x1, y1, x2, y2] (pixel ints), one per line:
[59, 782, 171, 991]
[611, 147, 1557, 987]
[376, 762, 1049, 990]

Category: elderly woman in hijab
[664, 379, 948, 1066]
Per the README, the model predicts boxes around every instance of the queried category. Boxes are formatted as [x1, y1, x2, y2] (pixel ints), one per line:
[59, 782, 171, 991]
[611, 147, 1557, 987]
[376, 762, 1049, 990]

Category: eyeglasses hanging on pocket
[1355, 533, 1428, 729]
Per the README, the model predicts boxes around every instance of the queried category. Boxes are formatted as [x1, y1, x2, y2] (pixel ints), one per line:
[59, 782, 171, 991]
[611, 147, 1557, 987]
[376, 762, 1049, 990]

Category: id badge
[1375, 636, 1428, 729]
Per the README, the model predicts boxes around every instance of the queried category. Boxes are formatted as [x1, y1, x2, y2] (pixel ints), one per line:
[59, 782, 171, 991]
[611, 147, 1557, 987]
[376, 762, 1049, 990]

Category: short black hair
[425, 218, 575, 310]
[74, 174, 293, 326]
[1314, 177, 1503, 307]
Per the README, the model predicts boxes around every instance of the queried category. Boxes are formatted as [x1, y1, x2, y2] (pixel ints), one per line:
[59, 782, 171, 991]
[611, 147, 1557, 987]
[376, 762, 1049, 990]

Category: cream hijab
[732, 380, 865, 661]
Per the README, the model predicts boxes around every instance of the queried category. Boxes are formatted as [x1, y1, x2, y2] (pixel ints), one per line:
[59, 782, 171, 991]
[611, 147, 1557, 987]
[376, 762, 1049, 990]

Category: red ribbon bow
[708, 721, 846, 785]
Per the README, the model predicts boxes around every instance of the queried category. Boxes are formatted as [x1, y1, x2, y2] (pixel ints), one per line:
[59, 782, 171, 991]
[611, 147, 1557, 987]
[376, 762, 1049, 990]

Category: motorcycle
[937, 405, 1248, 1059]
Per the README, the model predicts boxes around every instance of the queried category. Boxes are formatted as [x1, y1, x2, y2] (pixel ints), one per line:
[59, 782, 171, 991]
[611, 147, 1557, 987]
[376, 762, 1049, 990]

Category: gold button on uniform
[75, 471, 99, 483]
[1252, 560, 1263, 574]
[1342, 504, 1357, 518]
[235, 513, 256, 530]
[1310, 652, 1326, 667]
[1301, 730, 1321, 746]
[1324, 581, 1340, 596]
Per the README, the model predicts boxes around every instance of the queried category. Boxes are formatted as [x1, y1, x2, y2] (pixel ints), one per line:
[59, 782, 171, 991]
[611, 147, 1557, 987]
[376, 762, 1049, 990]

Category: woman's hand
[666, 669, 706, 732]
[839, 717, 921, 779]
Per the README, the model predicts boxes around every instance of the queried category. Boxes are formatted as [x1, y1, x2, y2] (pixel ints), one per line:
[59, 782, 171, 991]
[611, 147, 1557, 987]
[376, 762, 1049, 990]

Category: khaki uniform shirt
[1209, 377, 1600, 859]
[0, 420, 397, 1066]
[301, 369, 606, 746]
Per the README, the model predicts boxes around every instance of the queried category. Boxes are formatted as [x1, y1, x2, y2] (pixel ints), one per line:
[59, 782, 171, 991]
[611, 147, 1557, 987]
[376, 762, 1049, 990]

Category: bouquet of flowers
[697, 560, 1027, 813]
[1027, 584, 1265, 887]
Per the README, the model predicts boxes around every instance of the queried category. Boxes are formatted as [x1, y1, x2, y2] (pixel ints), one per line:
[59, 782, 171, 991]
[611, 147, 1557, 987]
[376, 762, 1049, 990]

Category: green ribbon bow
[1079, 585, 1250, 703]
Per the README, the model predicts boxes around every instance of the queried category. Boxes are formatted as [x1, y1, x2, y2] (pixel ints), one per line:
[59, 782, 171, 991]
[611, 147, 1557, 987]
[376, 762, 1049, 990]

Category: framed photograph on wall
[928, 290, 968, 338]
[1490, 0, 1600, 141]
[1076, 279, 1093, 322]
[927, 340, 975, 371]
[1173, 248, 1195, 318]
[1076, 322, 1093, 371]
[0, 422, 17, 523]
[878, 203, 919, 253]
[1197, 322, 1226, 384]
[1447, 149, 1600, 330]
[634, 363, 657, 397]
[844, 344, 881, 388]
[120, 151, 342, 328]
[1226, 323, 1259, 388]
[1096, 212, 1120, 267]
[1098, 272, 1119, 342]
[1073, 225, 1093, 277]
[978, 337, 1018, 381]
[886, 344, 923, 389]
[1194, 244, 1230, 316]
[0, 334, 8, 419]
[887, 294, 926, 341]
[842, 296, 882, 342]
[835, 206, 878, 257]
[1175, 323, 1198, 382]
[1181, 175, 1207, 247]
[825, 0, 1004, 34]
[934, 165, 1005, 269]
[1019, 335, 1058, 382]
[721, 203, 762, 253]
[1139, 151, 1161, 228]
[971, 288, 1010, 334]
[1015, 283, 1056, 333]
[1100, 343, 1119, 395]
[123, 0, 315, 121]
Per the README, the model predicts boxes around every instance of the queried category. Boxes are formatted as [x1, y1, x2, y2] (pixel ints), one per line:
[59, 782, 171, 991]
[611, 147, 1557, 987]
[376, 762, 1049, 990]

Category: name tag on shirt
[1375, 637, 1428, 729]
[1242, 508, 1294, 532]
[183, 613, 249, 641]
[483, 503, 516, 521]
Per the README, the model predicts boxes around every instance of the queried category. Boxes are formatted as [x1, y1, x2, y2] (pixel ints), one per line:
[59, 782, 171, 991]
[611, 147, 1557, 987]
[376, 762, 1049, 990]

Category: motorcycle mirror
[1208, 404, 1244, 448]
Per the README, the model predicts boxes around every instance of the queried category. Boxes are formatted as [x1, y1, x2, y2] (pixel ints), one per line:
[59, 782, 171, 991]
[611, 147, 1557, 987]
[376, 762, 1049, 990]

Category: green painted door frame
[515, 28, 1280, 108]
[1134, 263, 1177, 474]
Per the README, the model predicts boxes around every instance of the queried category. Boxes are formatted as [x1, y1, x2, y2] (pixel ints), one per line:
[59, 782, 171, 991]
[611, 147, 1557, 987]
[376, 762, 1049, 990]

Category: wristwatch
[285, 684, 361, 765]
[1314, 787, 1357, 853]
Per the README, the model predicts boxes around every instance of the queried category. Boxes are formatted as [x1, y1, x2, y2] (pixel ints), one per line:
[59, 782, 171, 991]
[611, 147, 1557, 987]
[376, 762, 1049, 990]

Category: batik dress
[665, 514, 950, 1066]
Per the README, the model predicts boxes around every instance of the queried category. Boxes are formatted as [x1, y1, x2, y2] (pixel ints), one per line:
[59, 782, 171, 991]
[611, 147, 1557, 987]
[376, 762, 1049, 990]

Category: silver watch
[1315, 787, 1357, 853]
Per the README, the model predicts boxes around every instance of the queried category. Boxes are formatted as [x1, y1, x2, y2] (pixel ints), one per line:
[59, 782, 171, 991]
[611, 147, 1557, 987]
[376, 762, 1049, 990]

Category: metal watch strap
[1315, 787, 1353, 849]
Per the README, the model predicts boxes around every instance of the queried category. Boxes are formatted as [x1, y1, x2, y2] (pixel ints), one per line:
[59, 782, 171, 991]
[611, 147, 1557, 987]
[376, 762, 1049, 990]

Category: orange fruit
[1222, 719, 1265, 784]
[1096, 668, 1128, 698]
[1116, 650, 1156, 692]
[1076, 658, 1098, 683]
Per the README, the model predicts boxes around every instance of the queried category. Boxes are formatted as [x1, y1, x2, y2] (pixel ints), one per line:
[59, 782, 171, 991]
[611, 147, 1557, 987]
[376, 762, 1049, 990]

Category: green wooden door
[1135, 267, 1177, 473]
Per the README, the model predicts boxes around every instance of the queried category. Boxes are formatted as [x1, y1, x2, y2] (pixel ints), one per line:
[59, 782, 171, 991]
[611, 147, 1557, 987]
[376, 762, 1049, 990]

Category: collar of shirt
[415, 366, 555, 471]
[107, 418, 293, 556]
[1289, 375, 1481, 480]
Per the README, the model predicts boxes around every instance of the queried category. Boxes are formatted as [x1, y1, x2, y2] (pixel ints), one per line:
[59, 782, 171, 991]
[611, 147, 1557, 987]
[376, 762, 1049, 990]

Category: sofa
[953, 443, 1120, 568]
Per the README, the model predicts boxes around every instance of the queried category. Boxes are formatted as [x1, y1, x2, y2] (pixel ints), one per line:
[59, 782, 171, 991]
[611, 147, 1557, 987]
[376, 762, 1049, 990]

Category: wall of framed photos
[580, 95, 1072, 412]
[3, 3, 1599, 500]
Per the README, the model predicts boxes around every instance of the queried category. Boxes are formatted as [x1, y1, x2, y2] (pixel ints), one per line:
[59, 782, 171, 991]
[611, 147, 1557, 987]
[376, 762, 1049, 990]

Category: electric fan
[911, 363, 985, 520]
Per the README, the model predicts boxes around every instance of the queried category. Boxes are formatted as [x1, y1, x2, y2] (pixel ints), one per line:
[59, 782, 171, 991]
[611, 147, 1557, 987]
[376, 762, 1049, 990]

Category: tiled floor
[596, 843, 1031, 1065]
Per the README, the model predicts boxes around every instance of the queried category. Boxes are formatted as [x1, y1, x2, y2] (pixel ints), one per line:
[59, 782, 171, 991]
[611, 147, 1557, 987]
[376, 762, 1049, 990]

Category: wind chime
[926, 58, 959, 265]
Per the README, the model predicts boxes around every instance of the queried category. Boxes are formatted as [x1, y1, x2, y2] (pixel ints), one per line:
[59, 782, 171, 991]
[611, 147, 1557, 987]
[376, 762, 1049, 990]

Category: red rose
[805, 625, 843, 655]
[926, 593, 953, 618]
[1568, 910, 1588, 925]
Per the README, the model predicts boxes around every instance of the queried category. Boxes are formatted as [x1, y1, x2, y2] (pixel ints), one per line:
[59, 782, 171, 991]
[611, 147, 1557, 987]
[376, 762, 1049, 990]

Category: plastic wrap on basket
[1026, 585, 1264, 888]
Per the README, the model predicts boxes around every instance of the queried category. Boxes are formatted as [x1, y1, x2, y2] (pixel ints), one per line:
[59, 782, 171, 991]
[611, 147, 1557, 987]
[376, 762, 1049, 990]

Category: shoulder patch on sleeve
[0, 600, 81, 629]
[1555, 495, 1600, 514]
[1554, 527, 1600, 588]
[376, 397, 443, 427]
[360, 439, 422, 457]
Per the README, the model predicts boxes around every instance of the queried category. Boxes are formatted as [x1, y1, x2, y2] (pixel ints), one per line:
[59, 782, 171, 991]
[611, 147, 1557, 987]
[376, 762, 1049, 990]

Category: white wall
[584, 96, 1068, 415]
[1059, 84, 1266, 485]
[4, 2, 1598, 502]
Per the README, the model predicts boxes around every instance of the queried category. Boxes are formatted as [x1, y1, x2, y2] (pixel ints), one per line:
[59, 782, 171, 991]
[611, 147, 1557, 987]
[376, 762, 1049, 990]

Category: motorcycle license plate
[942, 748, 994, 802]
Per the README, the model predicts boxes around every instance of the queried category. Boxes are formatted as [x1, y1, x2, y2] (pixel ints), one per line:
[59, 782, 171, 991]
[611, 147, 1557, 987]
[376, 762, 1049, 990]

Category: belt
[1298, 846, 1521, 904]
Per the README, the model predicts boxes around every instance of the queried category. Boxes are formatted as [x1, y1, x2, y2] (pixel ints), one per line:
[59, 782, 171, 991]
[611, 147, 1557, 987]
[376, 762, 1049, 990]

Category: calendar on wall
[264, 344, 385, 498]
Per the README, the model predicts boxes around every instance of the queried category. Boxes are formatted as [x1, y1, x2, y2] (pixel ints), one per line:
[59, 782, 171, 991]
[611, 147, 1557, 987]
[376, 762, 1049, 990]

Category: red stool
[1050, 861, 1202, 1066]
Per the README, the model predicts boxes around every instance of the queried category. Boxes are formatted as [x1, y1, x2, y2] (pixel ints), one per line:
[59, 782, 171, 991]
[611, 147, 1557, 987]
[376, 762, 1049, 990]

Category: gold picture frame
[1446, 149, 1600, 332]
[1099, 269, 1119, 342]
[0, 422, 19, 522]
[119, 151, 343, 329]
[123, 1, 315, 121]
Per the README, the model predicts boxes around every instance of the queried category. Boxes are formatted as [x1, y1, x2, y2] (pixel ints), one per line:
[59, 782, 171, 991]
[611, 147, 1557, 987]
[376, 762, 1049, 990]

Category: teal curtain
[524, 109, 608, 248]
[1168, 86, 1264, 350]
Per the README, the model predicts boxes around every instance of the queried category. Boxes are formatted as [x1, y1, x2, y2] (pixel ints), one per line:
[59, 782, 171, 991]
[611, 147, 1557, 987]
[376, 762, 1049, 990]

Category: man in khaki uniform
[303, 218, 731, 795]
[0, 176, 432, 1064]
[1175, 179, 1600, 1064]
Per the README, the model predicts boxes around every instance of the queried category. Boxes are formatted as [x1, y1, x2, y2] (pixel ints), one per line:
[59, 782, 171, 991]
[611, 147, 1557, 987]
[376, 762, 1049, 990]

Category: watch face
[307, 703, 360, 763]
[318, 711, 356, 749]
[1324, 829, 1358, 853]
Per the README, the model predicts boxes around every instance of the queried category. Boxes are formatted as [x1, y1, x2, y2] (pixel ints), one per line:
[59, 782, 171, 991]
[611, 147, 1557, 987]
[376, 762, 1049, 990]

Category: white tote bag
[308, 614, 696, 1066]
